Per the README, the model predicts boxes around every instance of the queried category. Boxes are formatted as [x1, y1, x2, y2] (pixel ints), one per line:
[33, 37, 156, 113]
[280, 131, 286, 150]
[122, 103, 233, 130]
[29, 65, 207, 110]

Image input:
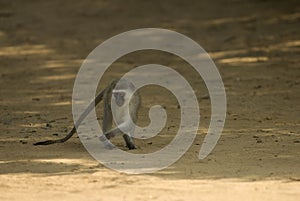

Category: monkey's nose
[115, 99, 124, 107]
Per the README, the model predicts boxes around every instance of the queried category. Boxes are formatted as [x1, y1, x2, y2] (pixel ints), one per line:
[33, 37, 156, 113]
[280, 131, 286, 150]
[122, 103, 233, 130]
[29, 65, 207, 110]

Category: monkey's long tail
[34, 89, 106, 145]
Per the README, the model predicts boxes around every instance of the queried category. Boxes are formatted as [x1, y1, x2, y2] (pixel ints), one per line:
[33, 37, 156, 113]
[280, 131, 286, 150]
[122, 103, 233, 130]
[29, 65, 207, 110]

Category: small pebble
[256, 139, 263, 143]
[19, 140, 27, 144]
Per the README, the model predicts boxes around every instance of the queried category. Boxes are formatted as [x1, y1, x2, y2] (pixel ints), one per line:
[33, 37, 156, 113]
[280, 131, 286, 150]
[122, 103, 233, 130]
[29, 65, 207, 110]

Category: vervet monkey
[34, 79, 140, 150]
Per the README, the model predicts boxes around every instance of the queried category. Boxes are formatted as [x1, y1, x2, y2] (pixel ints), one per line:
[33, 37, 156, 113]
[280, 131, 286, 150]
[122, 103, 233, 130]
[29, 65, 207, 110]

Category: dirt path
[0, 0, 299, 200]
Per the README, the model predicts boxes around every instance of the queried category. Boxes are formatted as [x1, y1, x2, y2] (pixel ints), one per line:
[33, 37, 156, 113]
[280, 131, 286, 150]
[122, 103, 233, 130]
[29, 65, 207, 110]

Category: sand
[0, 0, 299, 200]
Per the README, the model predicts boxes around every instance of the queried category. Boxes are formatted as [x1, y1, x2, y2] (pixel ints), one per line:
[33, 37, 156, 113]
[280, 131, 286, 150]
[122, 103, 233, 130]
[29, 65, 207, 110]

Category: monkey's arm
[34, 89, 106, 145]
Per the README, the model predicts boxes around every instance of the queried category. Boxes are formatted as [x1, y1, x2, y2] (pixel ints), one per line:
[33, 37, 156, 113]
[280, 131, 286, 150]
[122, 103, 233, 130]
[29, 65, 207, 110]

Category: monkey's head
[112, 79, 135, 107]
[112, 90, 126, 106]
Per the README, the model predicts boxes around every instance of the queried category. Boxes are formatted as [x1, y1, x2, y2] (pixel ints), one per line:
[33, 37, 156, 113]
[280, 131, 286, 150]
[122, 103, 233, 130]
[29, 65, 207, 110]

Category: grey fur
[34, 79, 140, 149]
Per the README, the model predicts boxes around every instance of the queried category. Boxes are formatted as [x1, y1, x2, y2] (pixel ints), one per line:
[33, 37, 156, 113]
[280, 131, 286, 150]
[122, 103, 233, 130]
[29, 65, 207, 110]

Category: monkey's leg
[103, 127, 122, 139]
[99, 103, 115, 149]
[102, 127, 135, 150]
[123, 134, 136, 150]
[106, 123, 136, 149]
[99, 127, 122, 149]
[102, 103, 112, 136]
[123, 125, 136, 149]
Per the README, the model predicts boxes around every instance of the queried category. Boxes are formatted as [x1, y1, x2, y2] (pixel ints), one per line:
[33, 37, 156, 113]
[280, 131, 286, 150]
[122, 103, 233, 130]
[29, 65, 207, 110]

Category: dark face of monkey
[113, 79, 135, 107]
[113, 91, 126, 107]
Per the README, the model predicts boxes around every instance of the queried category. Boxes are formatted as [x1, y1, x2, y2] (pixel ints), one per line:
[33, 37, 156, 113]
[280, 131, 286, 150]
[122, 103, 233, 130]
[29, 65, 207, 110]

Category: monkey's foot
[99, 135, 116, 150]
[123, 135, 136, 149]
[126, 143, 136, 150]
[104, 143, 115, 150]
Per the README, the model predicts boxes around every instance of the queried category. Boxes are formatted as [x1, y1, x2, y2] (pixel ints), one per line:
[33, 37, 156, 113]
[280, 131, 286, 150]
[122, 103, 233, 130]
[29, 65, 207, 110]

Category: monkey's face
[113, 91, 126, 107]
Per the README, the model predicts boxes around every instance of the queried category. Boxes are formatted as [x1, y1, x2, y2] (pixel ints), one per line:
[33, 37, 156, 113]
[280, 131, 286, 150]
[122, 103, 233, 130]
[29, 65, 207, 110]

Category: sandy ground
[0, 0, 300, 200]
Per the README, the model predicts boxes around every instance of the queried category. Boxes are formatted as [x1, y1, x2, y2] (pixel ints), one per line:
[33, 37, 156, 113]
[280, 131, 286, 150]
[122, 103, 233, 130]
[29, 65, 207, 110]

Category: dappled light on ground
[0, 45, 53, 56]
[0, 0, 299, 200]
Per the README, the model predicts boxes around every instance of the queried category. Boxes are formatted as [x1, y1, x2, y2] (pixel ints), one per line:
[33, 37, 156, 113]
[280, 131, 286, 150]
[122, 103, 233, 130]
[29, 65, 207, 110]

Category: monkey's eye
[113, 92, 125, 99]
[119, 92, 125, 97]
